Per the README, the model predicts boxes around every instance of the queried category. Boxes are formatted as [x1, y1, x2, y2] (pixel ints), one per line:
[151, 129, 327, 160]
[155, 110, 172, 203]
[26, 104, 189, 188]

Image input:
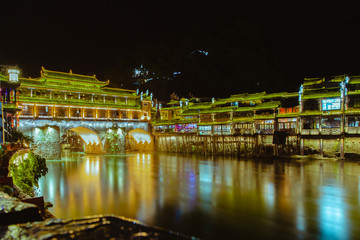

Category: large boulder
[0, 192, 43, 225]
[0, 215, 196, 240]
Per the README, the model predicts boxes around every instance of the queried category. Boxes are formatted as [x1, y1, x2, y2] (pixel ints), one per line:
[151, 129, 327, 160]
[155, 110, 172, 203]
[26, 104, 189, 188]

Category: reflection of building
[67, 130, 85, 152]
[0, 66, 21, 143]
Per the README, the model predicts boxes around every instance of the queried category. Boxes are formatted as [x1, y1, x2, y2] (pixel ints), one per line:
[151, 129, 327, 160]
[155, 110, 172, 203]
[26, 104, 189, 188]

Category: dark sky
[1, 2, 359, 99]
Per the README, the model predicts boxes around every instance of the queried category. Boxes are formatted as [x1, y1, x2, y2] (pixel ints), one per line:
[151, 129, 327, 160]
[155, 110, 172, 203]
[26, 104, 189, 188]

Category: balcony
[301, 129, 320, 135]
[321, 128, 341, 135]
[345, 127, 360, 134]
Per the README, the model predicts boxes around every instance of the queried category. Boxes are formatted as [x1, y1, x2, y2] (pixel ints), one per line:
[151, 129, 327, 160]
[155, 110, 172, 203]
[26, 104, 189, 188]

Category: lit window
[8, 69, 19, 82]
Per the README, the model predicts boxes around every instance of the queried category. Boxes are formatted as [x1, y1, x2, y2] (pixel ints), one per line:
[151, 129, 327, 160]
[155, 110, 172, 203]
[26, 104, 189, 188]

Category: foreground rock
[0, 215, 197, 240]
[0, 192, 43, 225]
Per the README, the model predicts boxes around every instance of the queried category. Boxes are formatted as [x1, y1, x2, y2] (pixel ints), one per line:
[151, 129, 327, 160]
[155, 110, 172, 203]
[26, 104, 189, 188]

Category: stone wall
[154, 134, 299, 156]
[301, 137, 360, 157]
[18, 119, 150, 158]
[31, 126, 61, 160]
[344, 137, 360, 155]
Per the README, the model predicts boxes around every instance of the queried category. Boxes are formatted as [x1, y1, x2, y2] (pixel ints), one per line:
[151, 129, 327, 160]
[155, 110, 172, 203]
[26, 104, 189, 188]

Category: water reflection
[319, 186, 348, 240]
[39, 153, 360, 239]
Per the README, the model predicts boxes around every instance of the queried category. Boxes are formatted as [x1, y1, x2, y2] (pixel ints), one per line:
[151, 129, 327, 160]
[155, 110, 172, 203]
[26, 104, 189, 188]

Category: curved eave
[41, 67, 109, 86]
[101, 86, 136, 93]
[277, 113, 299, 118]
[18, 98, 142, 109]
[2, 104, 22, 112]
[232, 117, 254, 122]
[43, 76, 109, 86]
[198, 121, 232, 125]
[254, 115, 275, 120]
[151, 119, 198, 125]
[19, 82, 137, 98]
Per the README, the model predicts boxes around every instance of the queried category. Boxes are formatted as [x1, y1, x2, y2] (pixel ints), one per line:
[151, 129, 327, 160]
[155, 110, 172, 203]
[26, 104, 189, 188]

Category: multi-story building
[17, 67, 152, 122]
[0, 66, 21, 143]
[152, 91, 298, 137]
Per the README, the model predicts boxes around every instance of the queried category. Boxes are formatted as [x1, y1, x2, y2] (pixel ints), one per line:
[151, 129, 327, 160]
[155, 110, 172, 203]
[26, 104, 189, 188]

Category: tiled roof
[41, 67, 107, 85]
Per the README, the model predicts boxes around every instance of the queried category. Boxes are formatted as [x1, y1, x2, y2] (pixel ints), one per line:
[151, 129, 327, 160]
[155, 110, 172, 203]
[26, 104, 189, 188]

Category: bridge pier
[18, 119, 151, 159]
[31, 126, 61, 159]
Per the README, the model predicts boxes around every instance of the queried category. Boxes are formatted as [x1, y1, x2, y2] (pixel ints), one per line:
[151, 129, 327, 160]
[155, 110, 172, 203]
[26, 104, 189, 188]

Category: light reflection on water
[39, 152, 360, 240]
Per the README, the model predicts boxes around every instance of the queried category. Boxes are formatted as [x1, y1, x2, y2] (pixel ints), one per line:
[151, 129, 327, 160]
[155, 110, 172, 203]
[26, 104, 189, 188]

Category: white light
[8, 69, 19, 82]
[70, 127, 101, 145]
[131, 132, 151, 143]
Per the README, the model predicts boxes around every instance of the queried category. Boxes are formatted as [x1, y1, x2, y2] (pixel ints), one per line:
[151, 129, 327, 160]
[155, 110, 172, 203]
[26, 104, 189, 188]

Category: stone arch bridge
[18, 119, 153, 159]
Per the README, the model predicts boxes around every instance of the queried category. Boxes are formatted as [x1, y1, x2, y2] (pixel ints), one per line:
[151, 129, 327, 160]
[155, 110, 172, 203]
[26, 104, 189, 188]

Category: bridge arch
[126, 128, 153, 152]
[67, 126, 104, 154]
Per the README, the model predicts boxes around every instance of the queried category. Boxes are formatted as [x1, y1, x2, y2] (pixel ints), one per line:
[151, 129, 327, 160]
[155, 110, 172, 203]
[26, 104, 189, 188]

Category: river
[39, 151, 360, 239]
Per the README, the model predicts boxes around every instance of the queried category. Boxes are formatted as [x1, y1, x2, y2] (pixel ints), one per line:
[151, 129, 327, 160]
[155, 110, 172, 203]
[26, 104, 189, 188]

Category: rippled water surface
[39, 152, 360, 239]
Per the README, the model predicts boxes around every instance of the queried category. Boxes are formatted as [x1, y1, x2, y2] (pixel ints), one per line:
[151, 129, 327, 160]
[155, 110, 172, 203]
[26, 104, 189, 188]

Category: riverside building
[152, 75, 360, 158]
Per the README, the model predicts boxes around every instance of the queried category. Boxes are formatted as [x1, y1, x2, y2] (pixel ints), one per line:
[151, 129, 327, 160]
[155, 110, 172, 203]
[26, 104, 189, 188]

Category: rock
[0, 192, 43, 226]
[0, 215, 196, 240]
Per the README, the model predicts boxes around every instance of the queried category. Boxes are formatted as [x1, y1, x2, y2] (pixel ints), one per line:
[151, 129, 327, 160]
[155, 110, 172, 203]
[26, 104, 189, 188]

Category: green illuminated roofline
[41, 67, 109, 86]
[19, 97, 141, 109]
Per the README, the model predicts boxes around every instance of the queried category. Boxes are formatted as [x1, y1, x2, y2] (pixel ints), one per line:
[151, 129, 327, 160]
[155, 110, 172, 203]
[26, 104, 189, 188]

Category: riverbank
[1, 150, 197, 239]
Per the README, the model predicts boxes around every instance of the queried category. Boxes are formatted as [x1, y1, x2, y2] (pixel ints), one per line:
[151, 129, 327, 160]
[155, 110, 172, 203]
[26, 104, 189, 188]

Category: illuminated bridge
[16, 67, 153, 159]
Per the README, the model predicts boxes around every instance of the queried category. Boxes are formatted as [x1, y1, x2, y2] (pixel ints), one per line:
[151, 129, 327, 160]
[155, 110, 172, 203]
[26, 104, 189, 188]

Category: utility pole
[0, 102, 3, 143]
[340, 76, 349, 159]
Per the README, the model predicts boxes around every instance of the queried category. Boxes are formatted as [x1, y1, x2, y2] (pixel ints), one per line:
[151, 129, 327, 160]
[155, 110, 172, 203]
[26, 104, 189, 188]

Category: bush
[105, 128, 123, 154]
[8, 129, 33, 146]
[10, 152, 48, 196]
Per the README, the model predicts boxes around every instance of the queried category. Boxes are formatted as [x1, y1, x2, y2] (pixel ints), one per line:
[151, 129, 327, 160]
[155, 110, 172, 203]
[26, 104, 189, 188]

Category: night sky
[1, 2, 359, 100]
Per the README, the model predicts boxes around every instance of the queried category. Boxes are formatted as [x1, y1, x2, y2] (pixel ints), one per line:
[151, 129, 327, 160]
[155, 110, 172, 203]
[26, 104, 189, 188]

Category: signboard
[322, 98, 341, 111]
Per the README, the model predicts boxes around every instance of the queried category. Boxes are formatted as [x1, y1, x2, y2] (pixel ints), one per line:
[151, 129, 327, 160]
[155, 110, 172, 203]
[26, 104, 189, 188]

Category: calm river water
[39, 151, 360, 240]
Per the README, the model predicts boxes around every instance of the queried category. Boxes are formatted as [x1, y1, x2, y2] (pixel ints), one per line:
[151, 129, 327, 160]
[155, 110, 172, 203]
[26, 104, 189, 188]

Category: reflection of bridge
[17, 68, 153, 159]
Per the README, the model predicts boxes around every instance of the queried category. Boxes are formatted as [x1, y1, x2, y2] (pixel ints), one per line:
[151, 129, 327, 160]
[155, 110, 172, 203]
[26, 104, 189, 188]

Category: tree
[8, 128, 33, 146]
[10, 152, 48, 196]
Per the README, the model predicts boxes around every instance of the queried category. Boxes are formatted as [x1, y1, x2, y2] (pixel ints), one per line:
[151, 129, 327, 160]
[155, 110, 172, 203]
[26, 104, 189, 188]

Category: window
[132, 111, 139, 119]
[121, 111, 128, 119]
[303, 99, 319, 111]
[8, 69, 19, 82]
[353, 97, 360, 108]
[348, 117, 360, 127]
[198, 125, 212, 135]
[303, 117, 319, 129]
[321, 117, 341, 129]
